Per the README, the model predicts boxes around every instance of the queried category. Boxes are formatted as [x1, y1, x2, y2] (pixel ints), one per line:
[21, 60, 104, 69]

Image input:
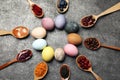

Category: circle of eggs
[55, 14, 66, 29]
[32, 39, 47, 50]
[41, 17, 55, 30]
[65, 21, 79, 33]
[42, 46, 54, 62]
[54, 48, 65, 61]
[31, 27, 46, 38]
[64, 44, 78, 57]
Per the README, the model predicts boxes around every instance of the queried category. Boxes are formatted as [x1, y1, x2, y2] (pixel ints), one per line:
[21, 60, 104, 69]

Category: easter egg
[42, 46, 54, 62]
[55, 14, 66, 29]
[54, 48, 65, 61]
[65, 21, 79, 33]
[64, 44, 78, 57]
[32, 39, 47, 50]
[41, 17, 55, 30]
[31, 27, 46, 39]
[67, 33, 82, 45]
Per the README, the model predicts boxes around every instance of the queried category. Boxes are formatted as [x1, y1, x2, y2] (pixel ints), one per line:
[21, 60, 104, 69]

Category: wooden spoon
[59, 64, 70, 80]
[0, 49, 32, 70]
[27, 0, 44, 18]
[84, 37, 120, 51]
[0, 26, 29, 39]
[80, 2, 120, 28]
[76, 55, 102, 80]
[34, 61, 48, 80]
[56, 0, 69, 13]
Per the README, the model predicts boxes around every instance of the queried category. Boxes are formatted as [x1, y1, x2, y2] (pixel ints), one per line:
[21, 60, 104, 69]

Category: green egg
[65, 21, 79, 33]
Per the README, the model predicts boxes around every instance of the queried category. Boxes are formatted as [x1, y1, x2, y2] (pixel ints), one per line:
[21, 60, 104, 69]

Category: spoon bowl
[27, 0, 44, 18]
[34, 61, 48, 80]
[0, 26, 29, 39]
[84, 37, 120, 51]
[76, 55, 102, 80]
[84, 37, 100, 50]
[59, 64, 70, 80]
[0, 49, 32, 70]
[56, 0, 69, 13]
[12, 26, 29, 38]
[80, 2, 120, 28]
[80, 15, 97, 28]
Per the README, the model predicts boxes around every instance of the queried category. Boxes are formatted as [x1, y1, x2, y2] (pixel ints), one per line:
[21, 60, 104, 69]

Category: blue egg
[55, 14, 66, 29]
[32, 39, 47, 50]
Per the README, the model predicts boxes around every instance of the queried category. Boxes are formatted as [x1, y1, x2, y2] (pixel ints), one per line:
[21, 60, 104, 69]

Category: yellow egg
[42, 46, 54, 62]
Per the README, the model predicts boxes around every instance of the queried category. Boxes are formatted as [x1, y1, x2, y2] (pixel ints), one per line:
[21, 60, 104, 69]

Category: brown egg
[67, 33, 82, 45]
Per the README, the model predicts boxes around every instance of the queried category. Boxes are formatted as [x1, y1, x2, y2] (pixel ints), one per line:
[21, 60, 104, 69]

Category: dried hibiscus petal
[32, 4, 43, 16]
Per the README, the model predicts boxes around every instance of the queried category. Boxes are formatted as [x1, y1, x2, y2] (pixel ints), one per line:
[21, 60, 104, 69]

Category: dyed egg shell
[31, 27, 46, 39]
[42, 46, 54, 62]
[41, 17, 55, 30]
[55, 14, 66, 29]
[32, 39, 47, 50]
[67, 33, 82, 45]
[54, 48, 65, 61]
[64, 44, 78, 57]
[65, 22, 79, 33]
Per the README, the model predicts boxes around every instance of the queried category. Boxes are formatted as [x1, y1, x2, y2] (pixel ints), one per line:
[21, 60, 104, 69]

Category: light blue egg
[55, 14, 66, 29]
[32, 39, 47, 50]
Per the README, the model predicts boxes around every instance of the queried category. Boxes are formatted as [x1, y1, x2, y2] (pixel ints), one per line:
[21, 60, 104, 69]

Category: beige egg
[67, 33, 82, 45]
[54, 48, 65, 61]
[31, 27, 46, 38]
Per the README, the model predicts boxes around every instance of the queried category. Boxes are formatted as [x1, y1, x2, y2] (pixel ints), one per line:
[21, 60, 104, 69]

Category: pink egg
[41, 17, 55, 30]
[64, 44, 78, 57]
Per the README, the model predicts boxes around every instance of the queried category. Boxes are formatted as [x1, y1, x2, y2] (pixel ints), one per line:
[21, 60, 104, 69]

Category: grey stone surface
[0, 0, 120, 80]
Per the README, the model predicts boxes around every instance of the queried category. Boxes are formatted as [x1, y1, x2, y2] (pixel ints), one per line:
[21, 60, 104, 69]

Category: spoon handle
[97, 2, 120, 18]
[0, 59, 17, 70]
[27, 0, 34, 5]
[90, 70, 102, 80]
[61, 78, 68, 80]
[34, 78, 37, 80]
[101, 44, 120, 51]
[0, 30, 12, 35]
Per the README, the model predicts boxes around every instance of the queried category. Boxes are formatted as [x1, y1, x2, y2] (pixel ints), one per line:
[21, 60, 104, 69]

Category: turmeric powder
[34, 61, 48, 77]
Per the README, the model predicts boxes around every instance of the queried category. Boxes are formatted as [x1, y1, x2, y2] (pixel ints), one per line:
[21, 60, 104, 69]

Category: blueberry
[60, 0, 65, 6]
[60, 8, 63, 11]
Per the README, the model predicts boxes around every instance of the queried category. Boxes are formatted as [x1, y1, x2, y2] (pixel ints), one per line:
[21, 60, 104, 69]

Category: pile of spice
[84, 38, 100, 50]
[81, 15, 95, 27]
[17, 49, 32, 62]
[32, 4, 43, 17]
[57, 0, 68, 11]
[76, 55, 91, 69]
[60, 64, 70, 79]
[34, 61, 48, 78]
[12, 26, 29, 39]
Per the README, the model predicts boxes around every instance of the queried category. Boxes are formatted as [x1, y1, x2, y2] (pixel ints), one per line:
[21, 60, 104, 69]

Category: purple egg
[41, 17, 55, 30]
[64, 44, 78, 57]
[55, 14, 66, 29]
